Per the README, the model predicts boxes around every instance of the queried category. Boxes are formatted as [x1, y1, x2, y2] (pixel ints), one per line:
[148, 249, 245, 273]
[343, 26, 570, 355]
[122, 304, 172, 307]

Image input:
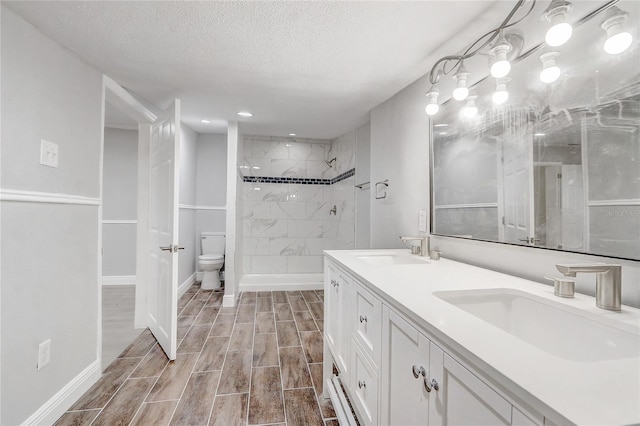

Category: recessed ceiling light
[289, 133, 296, 136]
[201, 119, 211, 124]
[237, 111, 253, 117]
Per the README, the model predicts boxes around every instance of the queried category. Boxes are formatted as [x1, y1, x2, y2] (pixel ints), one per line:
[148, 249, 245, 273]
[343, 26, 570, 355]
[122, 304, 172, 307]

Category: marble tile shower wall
[241, 135, 356, 275]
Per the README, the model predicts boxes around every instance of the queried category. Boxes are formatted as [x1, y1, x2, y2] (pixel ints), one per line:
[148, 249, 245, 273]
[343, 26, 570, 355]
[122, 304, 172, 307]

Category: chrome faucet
[399, 235, 430, 257]
[555, 263, 622, 311]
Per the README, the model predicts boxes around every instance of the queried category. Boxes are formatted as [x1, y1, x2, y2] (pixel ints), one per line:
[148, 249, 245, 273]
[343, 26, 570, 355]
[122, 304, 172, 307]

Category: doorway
[101, 102, 141, 368]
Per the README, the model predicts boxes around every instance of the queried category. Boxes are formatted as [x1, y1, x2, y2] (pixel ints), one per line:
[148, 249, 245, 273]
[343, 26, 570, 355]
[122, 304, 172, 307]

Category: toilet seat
[199, 254, 223, 262]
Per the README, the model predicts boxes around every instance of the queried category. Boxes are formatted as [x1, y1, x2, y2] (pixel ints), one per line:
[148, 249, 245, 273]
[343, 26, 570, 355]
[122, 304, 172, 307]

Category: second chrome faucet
[555, 263, 622, 311]
[399, 235, 430, 257]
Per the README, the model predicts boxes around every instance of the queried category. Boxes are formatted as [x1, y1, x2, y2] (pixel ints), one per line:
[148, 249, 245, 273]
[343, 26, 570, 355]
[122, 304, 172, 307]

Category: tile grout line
[166, 288, 218, 425]
[277, 291, 289, 426]
[302, 290, 332, 421]
[245, 292, 258, 426]
[205, 292, 242, 423]
[205, 290, 232, 425]
[86, 347, 150, 425]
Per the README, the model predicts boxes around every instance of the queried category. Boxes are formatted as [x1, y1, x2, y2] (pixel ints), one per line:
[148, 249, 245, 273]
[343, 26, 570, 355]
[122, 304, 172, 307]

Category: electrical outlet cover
[40, 139, 59, 168]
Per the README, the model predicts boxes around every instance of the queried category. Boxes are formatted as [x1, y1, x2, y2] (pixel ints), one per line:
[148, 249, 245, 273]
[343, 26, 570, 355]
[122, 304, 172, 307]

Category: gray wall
[1, 7, 103, 424]
[195, 133, 227, 260]
[178, 125, 198, 286]
[369, 62, 640, 309]
[196, 134, 227, 207]
[355, 122, 371, 249]
[102, 128, 137, 277]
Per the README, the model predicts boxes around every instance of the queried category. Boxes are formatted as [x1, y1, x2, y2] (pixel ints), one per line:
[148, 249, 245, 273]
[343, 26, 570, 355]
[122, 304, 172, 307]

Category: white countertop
[324, 249, 640, 426]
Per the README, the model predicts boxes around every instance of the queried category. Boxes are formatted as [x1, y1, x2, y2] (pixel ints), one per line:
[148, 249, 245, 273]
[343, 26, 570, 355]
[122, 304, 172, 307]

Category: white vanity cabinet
[325, 257, 543, 426]
[381, 306, 541, 426]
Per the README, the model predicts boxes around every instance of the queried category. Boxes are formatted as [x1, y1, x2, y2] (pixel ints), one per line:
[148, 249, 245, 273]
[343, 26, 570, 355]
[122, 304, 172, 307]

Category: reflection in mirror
[431, 1, 639, 260]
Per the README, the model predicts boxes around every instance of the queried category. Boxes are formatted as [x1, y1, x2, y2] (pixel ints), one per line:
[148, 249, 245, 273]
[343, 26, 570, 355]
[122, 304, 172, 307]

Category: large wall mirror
[431, 1, 639, 261]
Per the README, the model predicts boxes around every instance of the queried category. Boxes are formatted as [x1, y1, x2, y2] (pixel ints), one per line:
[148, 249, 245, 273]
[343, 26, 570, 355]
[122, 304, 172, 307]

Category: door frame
[100, 76, 157, 366]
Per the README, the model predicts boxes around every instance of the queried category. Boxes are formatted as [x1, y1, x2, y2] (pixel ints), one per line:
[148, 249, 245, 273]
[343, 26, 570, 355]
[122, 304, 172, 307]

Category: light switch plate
[419, 210, 427, 232]
[37, 339, 51, 370]
[40, 139, 59, 168]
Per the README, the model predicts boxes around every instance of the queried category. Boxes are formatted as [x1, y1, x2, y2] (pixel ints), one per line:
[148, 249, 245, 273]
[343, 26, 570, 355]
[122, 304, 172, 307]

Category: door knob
[159, 245, 184, 253]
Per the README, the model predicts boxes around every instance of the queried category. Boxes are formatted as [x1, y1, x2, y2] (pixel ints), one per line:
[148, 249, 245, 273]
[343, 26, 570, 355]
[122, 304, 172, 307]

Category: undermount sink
[434, 288, 640, 362]
[352, 252, 429, 266]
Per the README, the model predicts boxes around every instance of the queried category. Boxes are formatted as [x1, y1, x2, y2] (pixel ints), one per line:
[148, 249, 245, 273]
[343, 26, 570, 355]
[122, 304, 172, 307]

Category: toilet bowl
[198, 232, 225, 290]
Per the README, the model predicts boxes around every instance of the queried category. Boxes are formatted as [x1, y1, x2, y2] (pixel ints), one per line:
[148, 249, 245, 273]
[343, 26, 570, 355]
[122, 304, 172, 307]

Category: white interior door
[502, 130, 534, 245]
[561, 165, 585, 250]
[147, 100, 180, 360]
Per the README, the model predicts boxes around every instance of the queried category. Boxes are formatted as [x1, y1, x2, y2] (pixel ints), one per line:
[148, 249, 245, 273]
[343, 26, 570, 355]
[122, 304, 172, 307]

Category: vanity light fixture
[539, 52, 561, 84]
[423, 1, 533, 117]
[452, 63, 470, 101]
[201, 119, 211, 124]
[492, 78, 510, 105]
[490, 34, 512, 78]
[237, 111, 253, 117]
[461, 96, 478, 119]
[601, 6, 633, 55]
[425, 86, 440, 116]
[544, 0, 573, 47]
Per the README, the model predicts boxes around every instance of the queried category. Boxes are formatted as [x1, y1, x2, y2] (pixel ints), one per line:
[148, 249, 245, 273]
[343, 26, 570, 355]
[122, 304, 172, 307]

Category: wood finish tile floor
[102, 285, 142, 369]
[56, 284, 337, 426]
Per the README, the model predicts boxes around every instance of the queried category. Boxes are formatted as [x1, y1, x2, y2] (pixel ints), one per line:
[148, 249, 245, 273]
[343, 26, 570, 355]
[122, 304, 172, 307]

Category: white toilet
[198, 232, 225, 290]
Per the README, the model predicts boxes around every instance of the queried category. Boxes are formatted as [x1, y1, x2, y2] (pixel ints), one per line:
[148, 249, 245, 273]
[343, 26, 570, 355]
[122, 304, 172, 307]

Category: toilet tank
[201, 232, 225, 255]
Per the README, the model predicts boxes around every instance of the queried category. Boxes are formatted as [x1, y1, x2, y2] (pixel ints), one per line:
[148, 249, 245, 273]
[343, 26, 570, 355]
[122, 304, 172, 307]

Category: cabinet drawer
[353, 282, 382, 366]
[350, 340, 379, 426]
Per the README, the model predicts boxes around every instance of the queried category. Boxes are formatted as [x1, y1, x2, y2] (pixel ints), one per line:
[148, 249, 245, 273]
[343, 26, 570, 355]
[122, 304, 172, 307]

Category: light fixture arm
[427, 0, 534, 85]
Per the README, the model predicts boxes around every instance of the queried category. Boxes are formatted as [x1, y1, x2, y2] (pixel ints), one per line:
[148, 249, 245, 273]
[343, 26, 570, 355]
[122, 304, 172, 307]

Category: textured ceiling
[6, 1, 506, 138]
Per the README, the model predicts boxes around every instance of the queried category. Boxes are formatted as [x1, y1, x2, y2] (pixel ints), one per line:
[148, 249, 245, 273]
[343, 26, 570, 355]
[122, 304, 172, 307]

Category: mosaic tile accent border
[243, 167, 355, 186]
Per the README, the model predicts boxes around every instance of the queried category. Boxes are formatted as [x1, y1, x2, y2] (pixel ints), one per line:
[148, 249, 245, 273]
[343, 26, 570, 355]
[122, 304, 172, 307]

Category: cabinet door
[428, 344, 513, 426]
[380, 307, 431, 425]
[324, 261, 351, 382]
[351, 340, 379, 426]
[324, 262, 340, 351]
[353, 282, 382, 366]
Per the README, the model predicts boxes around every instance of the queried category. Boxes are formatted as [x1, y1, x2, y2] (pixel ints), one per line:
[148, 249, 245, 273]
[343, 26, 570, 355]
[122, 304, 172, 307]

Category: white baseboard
[239, 273, 323, 292]
[178, 272, 196, 297]
[101, 275, 136, 286]
[239, 281, 323, 292]
[22, 360, 100, 426]
[222, 294, 236, 308]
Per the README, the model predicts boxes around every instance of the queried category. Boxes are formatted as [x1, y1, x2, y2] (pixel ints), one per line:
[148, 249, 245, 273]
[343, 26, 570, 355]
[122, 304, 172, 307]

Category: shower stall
[237, 132, 356, 290]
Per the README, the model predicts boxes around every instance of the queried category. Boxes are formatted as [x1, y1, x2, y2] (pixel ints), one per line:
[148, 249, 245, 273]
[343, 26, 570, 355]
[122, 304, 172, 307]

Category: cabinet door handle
[358, 380, 366, 389]
[424, 377, 439, 392]
[359, 315, 367, 323]
[412, 365, 426, 379]
[330, 279, 338, 287]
